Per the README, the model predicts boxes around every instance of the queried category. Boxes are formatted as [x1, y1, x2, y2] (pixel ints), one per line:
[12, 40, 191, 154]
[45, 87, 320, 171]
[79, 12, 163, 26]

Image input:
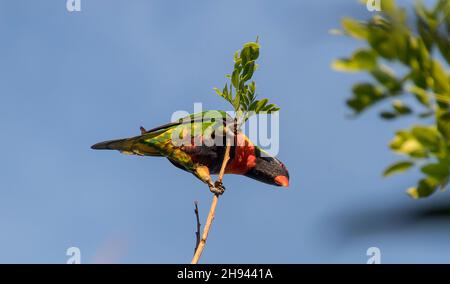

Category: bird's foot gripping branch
[210, 181, 226, 195]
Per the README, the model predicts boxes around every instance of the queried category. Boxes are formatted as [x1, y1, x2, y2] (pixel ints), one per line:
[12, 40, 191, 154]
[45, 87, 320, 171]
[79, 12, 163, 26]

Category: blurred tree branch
[333, 0, 450, 198]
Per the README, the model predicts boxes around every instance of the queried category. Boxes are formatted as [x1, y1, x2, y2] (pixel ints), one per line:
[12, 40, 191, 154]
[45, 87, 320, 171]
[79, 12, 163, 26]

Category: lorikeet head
[244, 150, 289, 187]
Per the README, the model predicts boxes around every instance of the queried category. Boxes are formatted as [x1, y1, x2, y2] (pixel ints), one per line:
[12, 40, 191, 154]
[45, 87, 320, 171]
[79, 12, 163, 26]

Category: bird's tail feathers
[91, 136, 161, 156]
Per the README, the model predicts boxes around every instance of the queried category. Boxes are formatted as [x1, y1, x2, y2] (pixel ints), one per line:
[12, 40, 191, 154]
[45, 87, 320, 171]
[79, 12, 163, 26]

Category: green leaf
[379, 100, 413, 120]
[270, 107, 280, 112]
[409, 85, 431, 107]
[370, 66, 402, 93]
[347, 83, 385, 113]
[411, 126, 441, 153]
[240, 42, 260, 66]
[341, 17, 368, 39]
[407, 178, 438, 199]
[249, 100, 258, 111]
[332, 49, 377, 72]
[437, 109, 450, 143]
[240, 48, 249, 66]
[367, 18, 398, 60]
[213, 87, 223, 97]
[243, 42, 260, 60]
[417, 15, 434, 51]
[383, 160, 414, 177]
[390, 130, 427, 158]
[241, 61, 256, 82]
[249, 81, 256, 94]
[392, 100, 412, 115]
[433, 31, 450, 66]
[225, 83, 232, 101]
[231, 70, 239, 89]
[419, 111, 434, 118]
[380, 111, 398, 120]
[233, 51, 240, 63]
[263, 103, 275, 111]
[255, 99, 268, 113]
[241, 92, 250, 109]
[430, 59, 450, 95]
[380, 0, 397, 15]
[421, 163, 450, 183]
[263, 103, 280, 113]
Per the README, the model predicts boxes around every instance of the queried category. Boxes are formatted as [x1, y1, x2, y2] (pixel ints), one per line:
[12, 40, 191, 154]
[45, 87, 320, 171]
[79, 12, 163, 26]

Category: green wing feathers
[91, 111, 233, 171]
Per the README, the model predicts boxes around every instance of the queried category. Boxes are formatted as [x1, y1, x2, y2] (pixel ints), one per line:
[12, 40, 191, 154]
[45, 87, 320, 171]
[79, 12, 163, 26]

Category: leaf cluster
[214, 39, 280, 127]
[333, 0, 450, 198]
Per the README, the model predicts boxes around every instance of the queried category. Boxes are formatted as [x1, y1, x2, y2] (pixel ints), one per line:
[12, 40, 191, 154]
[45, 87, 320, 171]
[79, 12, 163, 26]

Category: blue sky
[1, 0, 450, 263]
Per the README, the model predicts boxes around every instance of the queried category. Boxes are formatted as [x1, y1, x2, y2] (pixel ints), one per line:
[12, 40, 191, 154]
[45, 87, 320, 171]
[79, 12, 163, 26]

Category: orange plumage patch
[246, 155, 256, 168]
[225, 133, 256, 175]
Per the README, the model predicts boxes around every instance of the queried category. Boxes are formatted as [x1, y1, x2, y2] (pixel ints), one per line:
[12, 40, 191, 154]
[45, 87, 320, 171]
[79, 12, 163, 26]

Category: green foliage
[383, 160, 414, 177]
[214, 38, 280, 127]
[332, 49, 378, 72]
[333, 0, 450, 198]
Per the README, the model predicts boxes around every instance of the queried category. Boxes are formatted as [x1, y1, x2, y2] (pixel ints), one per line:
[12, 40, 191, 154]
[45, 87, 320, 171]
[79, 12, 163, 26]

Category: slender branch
[190, 193, 220, 264]
[218, 145, 232, 183]
[193, 201, 201, 254]
[191, 143, 232, 264]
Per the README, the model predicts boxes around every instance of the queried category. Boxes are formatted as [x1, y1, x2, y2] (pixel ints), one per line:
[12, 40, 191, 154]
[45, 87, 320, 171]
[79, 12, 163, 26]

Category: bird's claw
[210, 181, 225, 195]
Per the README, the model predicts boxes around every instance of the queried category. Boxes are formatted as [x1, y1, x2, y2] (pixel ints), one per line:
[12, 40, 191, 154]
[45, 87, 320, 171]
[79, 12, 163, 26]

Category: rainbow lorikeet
[91, 111, 289, 194]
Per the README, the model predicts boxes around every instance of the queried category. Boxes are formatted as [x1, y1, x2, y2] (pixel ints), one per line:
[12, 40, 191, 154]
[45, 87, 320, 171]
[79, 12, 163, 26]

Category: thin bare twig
[191, 120, 237, 264]
[193, 201, 201, 254]
[191, 143, 232, 264]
